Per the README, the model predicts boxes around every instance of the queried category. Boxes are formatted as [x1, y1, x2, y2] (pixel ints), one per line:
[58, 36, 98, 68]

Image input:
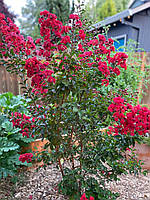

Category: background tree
[19, 0, 45, 39]
[84, 0, 130, 22]
[19, 0, 73, 39]
[114, 0, 130, 12]
[97, 0, 117, 21]
[84, 0, 97, 22]
[0, 0, 16, 21]
[46, 0, 71, 22]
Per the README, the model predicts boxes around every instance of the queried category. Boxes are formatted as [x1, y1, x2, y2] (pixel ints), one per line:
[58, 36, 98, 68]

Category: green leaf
[2, 121, 13, 132]
[73, 107, 78, 112]
[0, 137, 19, 155]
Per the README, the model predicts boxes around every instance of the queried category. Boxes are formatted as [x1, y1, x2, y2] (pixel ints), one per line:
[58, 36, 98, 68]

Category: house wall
[105, 8, 150, 51]
[132, 8, 150, 51]
[107, 22, 131, 41]
[106, 22, 140, 48]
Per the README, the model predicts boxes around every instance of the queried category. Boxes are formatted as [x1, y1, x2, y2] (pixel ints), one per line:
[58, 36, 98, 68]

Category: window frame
[113, 34, 127, 51]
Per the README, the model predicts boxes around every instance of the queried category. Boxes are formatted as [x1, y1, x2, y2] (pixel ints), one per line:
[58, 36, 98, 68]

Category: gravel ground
[0, 165, 150, 200]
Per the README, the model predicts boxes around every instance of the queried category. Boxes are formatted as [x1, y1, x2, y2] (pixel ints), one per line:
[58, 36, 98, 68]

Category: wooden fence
[138, 52, 150, 106]
[0, 65, 19, 95]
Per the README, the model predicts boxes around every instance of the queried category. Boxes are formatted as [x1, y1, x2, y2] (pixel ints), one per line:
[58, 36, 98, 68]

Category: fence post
[137, 52, 146, 104]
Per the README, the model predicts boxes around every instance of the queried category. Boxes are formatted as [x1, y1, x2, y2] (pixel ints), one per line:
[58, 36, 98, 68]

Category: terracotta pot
[135, 143, 150, 170]
[22, 138, 50, 153]
[22, 138, 50, 170]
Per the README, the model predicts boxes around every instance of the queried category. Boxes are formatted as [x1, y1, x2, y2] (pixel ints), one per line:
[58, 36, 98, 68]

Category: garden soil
[0, 165, 150, 200]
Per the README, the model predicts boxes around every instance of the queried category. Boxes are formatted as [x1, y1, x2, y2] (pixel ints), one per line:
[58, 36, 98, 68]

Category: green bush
[0, 92, 34, 179]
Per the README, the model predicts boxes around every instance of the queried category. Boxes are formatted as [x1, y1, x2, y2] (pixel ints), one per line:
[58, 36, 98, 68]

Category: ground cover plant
[0, 11, 150, 199]
[0, 92, 34, 179]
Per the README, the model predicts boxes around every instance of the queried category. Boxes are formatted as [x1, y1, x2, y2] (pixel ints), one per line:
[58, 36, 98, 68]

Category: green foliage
[84, 0, 130, 22]
[33, 70, 144, 199]
[143, 136, 150, 146]
[114, 0, 130, 12]
[0, 93, 33, 179]
[97, 0, 117, 21]
[114, 40, 150, 104]
[0, 92, 30, 114]
[46, 0, 71, 23]
[1, 12, 149, 199]
[83, 0, 97, 22]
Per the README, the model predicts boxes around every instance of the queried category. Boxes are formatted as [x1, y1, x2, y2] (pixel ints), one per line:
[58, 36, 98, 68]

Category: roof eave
[90, 9, 132, 30]
[91, 1, 150, 30]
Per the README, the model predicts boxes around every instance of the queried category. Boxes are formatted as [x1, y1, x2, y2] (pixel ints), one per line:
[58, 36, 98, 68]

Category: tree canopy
[84, 0, 130, 22]
[97, 0, 117, 21]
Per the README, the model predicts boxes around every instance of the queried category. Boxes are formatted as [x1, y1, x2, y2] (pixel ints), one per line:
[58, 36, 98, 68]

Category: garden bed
[0, 165, 150, 200]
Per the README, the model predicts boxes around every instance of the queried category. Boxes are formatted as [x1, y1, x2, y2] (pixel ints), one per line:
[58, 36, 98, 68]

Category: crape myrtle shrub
[0, 11, 150, 199]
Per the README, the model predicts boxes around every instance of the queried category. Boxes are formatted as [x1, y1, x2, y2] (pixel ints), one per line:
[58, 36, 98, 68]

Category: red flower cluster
[69, 14, 82, 28]
[98, 61, 110, 77]
[76, 33, 128, 86]
[25, 57, 55, 93]
[19, 153, 33, 163]
[11, 112, 35, 138]
[101, 79, 109, 86]
[0, 11, 129, 91]
[0, 14, 35, 55]
[60, 35, 71, 44]
[69, 14, 80, 20]
[108, 97, 150, 136]
[108, 52, 128, 70]
[38, 10, 72, 57]
[80, 193, 94, 200]
[25, 57, 40, 78]
[79, 29, 86, 40]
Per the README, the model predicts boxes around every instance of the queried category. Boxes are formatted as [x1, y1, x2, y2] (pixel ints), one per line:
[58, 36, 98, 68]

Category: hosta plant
[0, 11, 150, 199]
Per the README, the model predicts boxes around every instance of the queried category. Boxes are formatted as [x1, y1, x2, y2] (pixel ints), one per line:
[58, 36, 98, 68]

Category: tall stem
[70, 126, 75, 170]
[79, 137, 83, 193]
[56, 93, 66, 177]
[58, 157, 64, 177]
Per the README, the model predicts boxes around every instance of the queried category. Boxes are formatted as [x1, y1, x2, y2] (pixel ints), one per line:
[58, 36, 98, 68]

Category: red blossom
[11, 112, 35, 138]
[101, 79, 109, 86]
[79, 29, 86, 40]
[80, 193, 94, 200]
[60, 35, 71, 44]
[35, 38, 42, 44]
[76, 20, 82, 27]
[69, 14, 80, 20]
[108, 97, 150, 136]
[19, 153, 33, 163]
[98, 34, 106, 44]
[78, 43, 84, 52]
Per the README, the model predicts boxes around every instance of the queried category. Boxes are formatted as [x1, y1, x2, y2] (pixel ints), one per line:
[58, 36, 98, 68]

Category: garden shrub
[0, 92, 34, 179]
[0, 12, 150, 199]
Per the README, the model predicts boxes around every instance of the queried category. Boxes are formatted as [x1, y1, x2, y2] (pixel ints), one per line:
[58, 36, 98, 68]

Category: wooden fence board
[0, 65, 19, 95]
